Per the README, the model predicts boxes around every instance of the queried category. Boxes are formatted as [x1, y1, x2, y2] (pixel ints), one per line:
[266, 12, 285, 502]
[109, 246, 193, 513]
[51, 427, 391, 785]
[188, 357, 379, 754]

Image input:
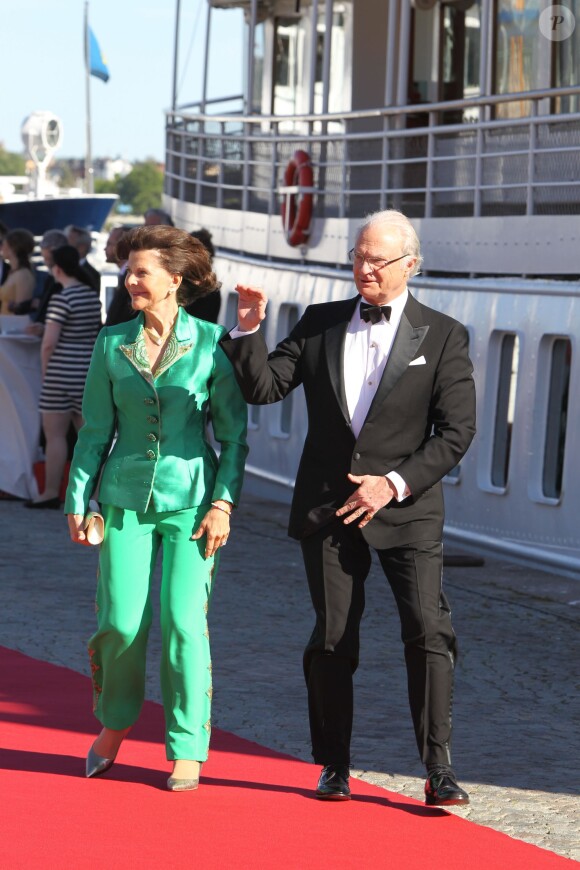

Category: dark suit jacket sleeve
[394, 321, 476, 497]
[219, 318, 307, 404]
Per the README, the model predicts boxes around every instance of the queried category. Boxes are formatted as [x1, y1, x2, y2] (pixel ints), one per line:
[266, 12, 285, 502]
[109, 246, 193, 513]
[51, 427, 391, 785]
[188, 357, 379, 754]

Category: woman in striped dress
[26, 245, 102, 508]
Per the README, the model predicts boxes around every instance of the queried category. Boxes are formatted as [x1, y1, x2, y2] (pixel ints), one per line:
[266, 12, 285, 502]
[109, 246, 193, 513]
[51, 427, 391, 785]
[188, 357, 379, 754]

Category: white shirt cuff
[386, 471, 411, 502]
[229, 324, 260, 339]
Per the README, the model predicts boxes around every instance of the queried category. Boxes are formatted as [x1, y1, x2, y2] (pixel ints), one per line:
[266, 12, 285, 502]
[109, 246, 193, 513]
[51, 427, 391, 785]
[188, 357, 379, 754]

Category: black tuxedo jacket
[80, 260, 101, 293]
[220, 292, 476, 548]
[105, 274, 137, 327]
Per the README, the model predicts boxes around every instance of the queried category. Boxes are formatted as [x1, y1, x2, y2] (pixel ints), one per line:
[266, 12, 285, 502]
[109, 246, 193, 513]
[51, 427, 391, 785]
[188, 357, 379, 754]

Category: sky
[0, 0, 244, 163]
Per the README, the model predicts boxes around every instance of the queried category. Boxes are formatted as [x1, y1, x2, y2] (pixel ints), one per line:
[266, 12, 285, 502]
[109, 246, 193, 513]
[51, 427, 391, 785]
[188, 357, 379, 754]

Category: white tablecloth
[0, 335, 42, 499]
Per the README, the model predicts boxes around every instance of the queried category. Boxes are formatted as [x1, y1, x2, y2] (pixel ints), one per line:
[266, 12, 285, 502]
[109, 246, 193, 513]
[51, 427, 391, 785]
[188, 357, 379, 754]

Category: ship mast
[84, 0, 94, 193]
[172, 0, 181, 111]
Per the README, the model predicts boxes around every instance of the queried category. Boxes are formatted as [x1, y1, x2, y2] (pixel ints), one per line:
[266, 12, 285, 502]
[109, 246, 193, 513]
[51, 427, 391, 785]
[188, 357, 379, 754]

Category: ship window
[278, 304, 300, 437]
[313, 6, 348, 115]
[272, 17, 300, 116]
[542, 339, 571, 499]
[494, 1, 551, 118]
[275, 34, 290, 87]
[252, 22, 265, 114]
[225, 292, 260, 429]
[553, 4, 580, 113]
[315, 30, 324, 83]
[444, 464, 461, 484]
[444, 327, 472, 485]
[249, 401, 261, 429]
[491, 333, 519, 488]
[225, 291, 240, 333]
[274, 18, 297, 88]
[411, 2, 481, 122]
[464, 4, 481, 96]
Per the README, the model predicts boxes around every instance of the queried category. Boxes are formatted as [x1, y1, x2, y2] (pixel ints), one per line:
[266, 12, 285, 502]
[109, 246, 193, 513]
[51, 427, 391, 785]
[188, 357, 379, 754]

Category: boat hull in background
[0, 194, 117, 234]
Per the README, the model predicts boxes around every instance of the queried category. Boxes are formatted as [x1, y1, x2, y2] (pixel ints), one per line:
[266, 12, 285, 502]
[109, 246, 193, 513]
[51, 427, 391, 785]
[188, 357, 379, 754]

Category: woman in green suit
[65, 225, 248, 791]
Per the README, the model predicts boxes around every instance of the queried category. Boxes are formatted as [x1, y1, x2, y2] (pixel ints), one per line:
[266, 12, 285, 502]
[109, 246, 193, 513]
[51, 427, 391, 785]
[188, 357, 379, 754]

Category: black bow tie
[360, 301, 391, 324]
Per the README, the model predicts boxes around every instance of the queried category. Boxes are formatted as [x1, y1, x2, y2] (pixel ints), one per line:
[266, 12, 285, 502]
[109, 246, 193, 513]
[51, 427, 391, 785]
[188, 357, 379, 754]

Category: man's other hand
[336, 473, 395, 528]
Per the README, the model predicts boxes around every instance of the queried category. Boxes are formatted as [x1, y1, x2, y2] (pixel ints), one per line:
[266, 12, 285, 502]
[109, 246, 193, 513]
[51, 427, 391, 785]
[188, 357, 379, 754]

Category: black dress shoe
[24, 497, 61, 510]
[425, 767, 470, 806]
[316, 764, 351, 801]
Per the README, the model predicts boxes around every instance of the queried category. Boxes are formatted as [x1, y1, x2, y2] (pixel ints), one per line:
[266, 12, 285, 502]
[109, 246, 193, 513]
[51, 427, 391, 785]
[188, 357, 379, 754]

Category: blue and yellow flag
[88, 28, 110, 82]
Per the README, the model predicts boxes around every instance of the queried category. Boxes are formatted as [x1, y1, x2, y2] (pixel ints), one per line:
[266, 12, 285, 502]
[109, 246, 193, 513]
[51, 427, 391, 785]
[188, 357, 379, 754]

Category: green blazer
[65, 307, 248, 516]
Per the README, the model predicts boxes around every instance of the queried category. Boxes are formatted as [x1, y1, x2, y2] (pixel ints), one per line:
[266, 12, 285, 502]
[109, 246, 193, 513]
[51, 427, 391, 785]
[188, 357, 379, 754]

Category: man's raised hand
[235, 284, 268, 333]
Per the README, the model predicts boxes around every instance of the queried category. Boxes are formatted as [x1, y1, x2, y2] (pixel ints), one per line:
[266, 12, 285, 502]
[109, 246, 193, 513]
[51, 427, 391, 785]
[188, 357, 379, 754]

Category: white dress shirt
[345, 290, 410, 501]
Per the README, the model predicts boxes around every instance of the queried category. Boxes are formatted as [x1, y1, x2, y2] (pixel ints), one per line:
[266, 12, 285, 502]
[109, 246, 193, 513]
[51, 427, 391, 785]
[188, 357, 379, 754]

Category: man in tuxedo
[220, 209, 476, 805]
[103, 226, 135, 327]
[65, 225, 101, 292]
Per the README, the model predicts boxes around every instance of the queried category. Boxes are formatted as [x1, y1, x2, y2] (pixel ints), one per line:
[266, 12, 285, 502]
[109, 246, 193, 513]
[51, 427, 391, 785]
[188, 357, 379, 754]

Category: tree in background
[95, 178, 119, 195]
[0, 146, 26, 175]
[117, 161, 163, 215]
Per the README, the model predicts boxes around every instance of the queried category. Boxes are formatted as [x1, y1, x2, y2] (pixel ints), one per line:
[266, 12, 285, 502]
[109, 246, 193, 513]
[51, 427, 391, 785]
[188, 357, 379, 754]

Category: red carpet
[0, 646, 573, 869]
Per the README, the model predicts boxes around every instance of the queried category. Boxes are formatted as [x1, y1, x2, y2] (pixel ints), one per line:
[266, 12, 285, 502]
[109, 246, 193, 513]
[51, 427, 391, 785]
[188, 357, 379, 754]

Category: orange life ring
[281, 149, 314, 247]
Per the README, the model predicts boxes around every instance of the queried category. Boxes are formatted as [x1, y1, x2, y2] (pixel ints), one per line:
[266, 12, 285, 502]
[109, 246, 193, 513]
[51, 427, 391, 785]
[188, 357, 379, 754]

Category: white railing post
[425, 111, 436, 218]
[217, 120, 225, 210]
[242, 121, 250, 215]
[474, 107, 484, 217]
[269, 123, 278, 216]
[527, 101, 538, 216]
[339, 124, 348, 219]
[380, 116, 388, 212]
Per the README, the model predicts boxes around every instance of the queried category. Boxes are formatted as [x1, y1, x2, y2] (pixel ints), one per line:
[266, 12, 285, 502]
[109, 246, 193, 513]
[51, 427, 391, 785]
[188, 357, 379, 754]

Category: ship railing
[175, 94, 244, 113]
[165, 84, 580, 222]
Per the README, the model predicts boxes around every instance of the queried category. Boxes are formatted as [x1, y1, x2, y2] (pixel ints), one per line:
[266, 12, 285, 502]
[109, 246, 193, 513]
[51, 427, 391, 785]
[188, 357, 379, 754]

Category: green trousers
[88, 503, 217, 761]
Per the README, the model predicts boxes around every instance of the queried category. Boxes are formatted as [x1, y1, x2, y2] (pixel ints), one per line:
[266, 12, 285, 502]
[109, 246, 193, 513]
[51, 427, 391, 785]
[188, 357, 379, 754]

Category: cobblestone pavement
[1, 495, 579, 862]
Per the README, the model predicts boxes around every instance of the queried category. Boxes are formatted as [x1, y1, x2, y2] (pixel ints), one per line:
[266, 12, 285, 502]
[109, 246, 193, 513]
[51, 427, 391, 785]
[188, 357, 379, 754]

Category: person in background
[0, 221, 11, 286]
[64, 225, 248, 791]
[0, 228, 36, 315]
[25, 245, 102, 509]
[21, 229, 69, 334]
[103, 226, 135, 327]
[65, 225, 101, 292]
[221, 209, 476, 806]
[144, 208, 174, 227]
[184, 228, 221, 324]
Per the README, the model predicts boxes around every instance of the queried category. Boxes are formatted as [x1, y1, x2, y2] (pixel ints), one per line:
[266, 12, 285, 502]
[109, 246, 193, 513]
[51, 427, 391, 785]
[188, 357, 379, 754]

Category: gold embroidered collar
[120, 325, 192, 384]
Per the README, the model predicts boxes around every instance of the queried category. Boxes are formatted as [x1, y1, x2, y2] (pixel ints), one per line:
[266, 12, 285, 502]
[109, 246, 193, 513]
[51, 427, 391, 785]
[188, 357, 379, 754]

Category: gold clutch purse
[82, 510, 105, 546]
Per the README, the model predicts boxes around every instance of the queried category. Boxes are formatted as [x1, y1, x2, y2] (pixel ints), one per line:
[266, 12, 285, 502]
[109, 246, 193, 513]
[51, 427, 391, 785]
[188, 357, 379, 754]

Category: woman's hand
[67, 513, 87, 544]
[235, 284, 268, 333]
[190, 502, 231, 559]
[41, 321, 61, 377]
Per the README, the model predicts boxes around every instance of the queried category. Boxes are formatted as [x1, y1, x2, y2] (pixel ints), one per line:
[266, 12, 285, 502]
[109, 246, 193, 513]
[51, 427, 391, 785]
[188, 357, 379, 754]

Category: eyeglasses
[348, 249, 408, 271]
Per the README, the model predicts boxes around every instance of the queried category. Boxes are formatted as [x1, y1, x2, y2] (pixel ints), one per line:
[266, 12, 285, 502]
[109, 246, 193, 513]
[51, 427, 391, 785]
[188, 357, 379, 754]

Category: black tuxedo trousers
[301, 518, 455, 767]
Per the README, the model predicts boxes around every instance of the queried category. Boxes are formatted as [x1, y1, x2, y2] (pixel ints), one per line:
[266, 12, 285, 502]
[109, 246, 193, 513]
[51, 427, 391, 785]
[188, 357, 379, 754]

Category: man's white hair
[356, 209, 423, 277]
